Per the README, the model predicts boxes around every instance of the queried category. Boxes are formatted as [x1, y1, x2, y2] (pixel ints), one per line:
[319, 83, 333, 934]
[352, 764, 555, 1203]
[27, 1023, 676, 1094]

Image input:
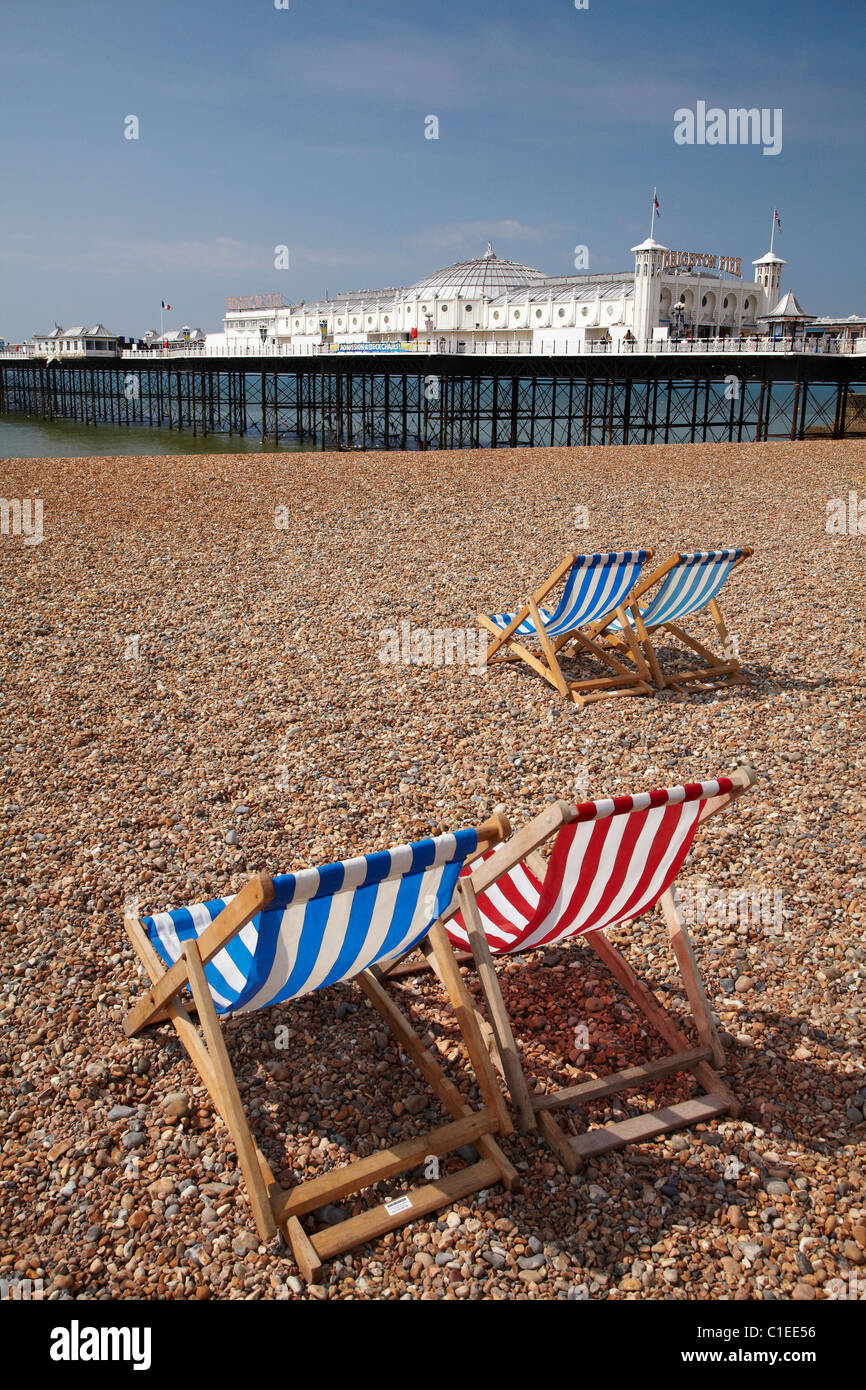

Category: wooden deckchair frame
[385, 769, 754, 1171]
[122, 816, 520, 1282]
[590, 548, 753, 693]
[478, 550, 654, 707]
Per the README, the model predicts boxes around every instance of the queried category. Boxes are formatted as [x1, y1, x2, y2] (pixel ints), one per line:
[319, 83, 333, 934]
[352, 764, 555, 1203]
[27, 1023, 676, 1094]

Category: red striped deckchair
[431, 769, 755, 1167]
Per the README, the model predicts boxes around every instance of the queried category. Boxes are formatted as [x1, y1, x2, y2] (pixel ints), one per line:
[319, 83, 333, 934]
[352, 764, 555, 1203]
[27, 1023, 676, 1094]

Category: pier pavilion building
[223, 232, 795, 355]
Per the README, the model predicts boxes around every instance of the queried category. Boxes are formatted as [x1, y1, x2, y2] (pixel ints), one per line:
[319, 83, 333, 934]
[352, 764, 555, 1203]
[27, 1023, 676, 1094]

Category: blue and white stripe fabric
[488, 551, 648, 639]
[609, 550, 743, 633]
[143, 829, 478, 1016]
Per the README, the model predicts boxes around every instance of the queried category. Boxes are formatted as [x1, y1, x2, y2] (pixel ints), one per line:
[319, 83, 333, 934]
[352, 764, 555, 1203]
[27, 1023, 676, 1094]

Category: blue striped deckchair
[592, 548, 753, 691]
[479, 550, 654, 705]
[123, 816, 518, 1282]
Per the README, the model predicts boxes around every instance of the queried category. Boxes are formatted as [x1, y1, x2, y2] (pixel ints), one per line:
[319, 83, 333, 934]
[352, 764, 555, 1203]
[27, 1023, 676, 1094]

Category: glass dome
[410, 243, 548, 300]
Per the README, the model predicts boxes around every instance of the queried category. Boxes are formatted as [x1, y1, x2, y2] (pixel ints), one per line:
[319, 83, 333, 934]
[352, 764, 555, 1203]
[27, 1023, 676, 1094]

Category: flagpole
[650, 187, 656, 239]
[770, 208, 775, 256]
[160, 301, 164, 337]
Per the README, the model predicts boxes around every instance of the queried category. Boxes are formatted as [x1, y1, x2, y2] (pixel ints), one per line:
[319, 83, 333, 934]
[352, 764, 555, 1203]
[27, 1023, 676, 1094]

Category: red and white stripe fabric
[448, 778, 733, 955]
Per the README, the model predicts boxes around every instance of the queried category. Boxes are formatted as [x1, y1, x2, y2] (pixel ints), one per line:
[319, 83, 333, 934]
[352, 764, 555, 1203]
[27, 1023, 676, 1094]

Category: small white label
[384, 1195, 413, 1216]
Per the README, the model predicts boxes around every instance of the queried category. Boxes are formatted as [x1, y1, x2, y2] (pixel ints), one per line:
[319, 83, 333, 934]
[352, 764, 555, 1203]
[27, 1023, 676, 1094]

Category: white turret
[752, 251, 785, 314]
[631, 236, 667, 347]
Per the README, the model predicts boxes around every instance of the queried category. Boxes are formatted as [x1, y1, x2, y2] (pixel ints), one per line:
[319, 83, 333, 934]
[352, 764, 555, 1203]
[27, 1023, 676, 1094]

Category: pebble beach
[1, 438, 864, 1302]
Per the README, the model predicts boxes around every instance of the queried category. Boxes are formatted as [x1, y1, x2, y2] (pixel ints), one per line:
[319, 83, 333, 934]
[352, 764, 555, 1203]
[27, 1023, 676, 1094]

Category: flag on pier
[774, 209, 782, 232]
[654, 191, 660, 218]
[161, 300, 171, 311]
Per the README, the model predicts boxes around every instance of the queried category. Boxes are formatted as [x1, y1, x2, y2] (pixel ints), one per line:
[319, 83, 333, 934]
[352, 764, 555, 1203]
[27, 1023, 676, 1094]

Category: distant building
[31, 324, 119, 358]
[141, 325, 205, 352]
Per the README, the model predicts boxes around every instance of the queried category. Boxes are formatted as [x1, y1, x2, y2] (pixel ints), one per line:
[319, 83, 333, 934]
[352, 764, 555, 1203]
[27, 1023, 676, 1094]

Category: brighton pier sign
[662, 250, 742, 277]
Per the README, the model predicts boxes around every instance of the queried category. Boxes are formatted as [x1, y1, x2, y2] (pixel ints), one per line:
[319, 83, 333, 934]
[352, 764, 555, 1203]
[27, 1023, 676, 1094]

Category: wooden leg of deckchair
[659, 887, 726, 1068]
[455, 882, 537, 1133]
[661, 621, 744, 687]
[285, 1216, 323, 1285]
[426, 921, 513, 1136]
[181, 942, 277, 1241]
[612, 603, 652, 680]
[585, 929, 739, 1114]
[632, 609, 666, 689]
[414, 938, 509, 1086]
[355, 967, 520, 1189]
[529, 599, 570, 698]
[123, 915, 281, 1232]
[486, 630, 574, 694]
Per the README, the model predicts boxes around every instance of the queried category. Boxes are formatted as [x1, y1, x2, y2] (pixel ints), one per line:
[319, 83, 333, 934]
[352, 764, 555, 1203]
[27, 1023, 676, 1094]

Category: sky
[0, 0, 863, 340]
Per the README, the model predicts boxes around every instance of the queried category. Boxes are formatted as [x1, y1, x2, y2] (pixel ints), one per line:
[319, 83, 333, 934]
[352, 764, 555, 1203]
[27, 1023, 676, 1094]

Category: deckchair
[591, 547, 753, 691]
[434, 770, 755, 1169]
[122, 816, 520, 1282]
[478, 550, 654, 706]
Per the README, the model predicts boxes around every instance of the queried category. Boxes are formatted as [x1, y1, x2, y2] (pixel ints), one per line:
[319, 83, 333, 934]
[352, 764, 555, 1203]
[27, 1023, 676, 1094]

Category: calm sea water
[0, 414, 317, 458]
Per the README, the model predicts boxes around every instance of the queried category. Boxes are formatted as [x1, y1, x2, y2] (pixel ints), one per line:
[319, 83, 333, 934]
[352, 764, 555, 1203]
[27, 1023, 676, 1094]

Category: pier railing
[108, 334, 863, 362]
[2, 336, 861, 364]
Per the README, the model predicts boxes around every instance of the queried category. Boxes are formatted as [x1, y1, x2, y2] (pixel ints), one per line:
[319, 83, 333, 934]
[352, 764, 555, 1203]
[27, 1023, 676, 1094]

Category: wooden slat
[567, 1093, 732, 1159]
[272, 1111, 495, 1223]
[309, 1159, 501, 1265]
[531, 1046, 712, 1113]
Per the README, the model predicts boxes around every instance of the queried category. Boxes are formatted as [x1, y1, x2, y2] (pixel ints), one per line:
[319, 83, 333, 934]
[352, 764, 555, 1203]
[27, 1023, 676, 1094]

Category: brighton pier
[1, 349, 863, 450]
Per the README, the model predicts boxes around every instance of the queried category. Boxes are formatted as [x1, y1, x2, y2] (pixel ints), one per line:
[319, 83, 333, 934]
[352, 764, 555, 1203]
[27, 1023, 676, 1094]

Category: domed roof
[410, 243, 548, 300]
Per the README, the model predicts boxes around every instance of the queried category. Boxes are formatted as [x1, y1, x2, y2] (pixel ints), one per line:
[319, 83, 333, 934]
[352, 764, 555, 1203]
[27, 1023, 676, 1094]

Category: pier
[1, 352, 864, 449]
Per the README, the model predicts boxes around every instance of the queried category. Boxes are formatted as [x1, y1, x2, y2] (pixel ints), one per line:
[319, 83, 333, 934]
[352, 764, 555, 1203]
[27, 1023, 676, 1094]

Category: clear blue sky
[0, 0, 862, 339]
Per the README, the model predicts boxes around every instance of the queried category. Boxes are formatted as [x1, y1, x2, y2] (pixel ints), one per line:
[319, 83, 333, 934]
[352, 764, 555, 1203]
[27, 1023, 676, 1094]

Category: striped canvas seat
[488, 550, 648, 638]
[607, 550, 743, 633]
[447, 779, 733, 956]
[144, 828, 478, 1015]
